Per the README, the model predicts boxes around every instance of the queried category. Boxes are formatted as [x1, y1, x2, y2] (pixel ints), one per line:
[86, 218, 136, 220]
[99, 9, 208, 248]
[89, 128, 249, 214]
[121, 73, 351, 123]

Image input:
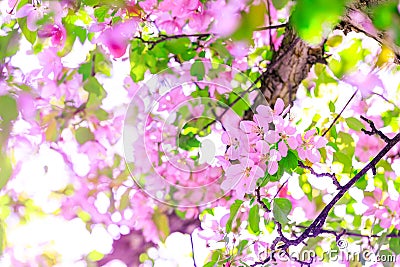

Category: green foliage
[17, 17, 37, 44]
[272, 0, 289, 10]
[329, 39, 369, 78]
[291, 0, 346, 44]
[232, 3, 266, 42]
[372, 1, 400, 45]
[190, 60, 206, 80]
[94, 6, 109, 22]
[273, 198, 292, 225]
[0, 95, 18, 122]
[0, 30, 20, 64]
[152, 209, 170, 242]
[59, 22, 87, 56]
[83, 77, 107, 107]
[389, 235, 400, 255]
[226, 200, 243, 233]
[0, 156, 12, 191]
[248, 205, 260, 233]
[345, 117, 365, 131]
[178, 133, 201, 151]
[75, 127, 95, 145]
[278, 150, 298, 175]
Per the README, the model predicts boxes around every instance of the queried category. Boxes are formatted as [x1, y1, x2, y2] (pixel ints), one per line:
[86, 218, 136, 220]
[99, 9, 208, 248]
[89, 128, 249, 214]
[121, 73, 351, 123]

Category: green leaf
[165, 38, 191, 55]
[248, 205, 260, 233]
[345, 117, 364, 131]
[0, 95, 18, 122]
[278, 150, 298, 173]
[329, 39, 368, 78]
[83, 77, 106, 107]
[190, 60, 205, 80]
[204, 262, 217, 267]
[333, 151, 352, 173]
[84, 76, 105, 97]
[291, 0, 346, 44]
[178, 134, 201, 151]
[78, 61, 93, 81]
[336, 132, 355, 159]
[272, 0, 289, 9]
[75, 127, 95, 145]
[273, 198, 292, 225]
[226, 200, 243, 233]
[152, 209, 170, 242]
[82, 0, 99, 6]
[389, 236, 400, 255]
[94, 6, 109, 22]
[355, 175, 367, 190]
[232, 3, 266, 42]
[372, 2, 398, 30]
[95, 51, 112, 76]
[0, 30, 20, 63]
[0, 156, 12, 191]
[328, 101, 335, 113]
[17, 17, 37, 44]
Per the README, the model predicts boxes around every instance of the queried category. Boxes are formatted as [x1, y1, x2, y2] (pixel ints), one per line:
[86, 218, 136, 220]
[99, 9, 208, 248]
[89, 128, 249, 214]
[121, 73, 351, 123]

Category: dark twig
[298, 161, 342, 189]
[273, 132, 400, 252]
[255, 186, 271, 212]
[295, 225, 400, 239]
[322, 90, 357, 137]
[190, 233, 197, 267]
[360, 115, 391, 143]
[254, 23, 289, 32]
[272, 179, 289, 199]
[136, 33, 212, 49]
[252, 131, 400, 267]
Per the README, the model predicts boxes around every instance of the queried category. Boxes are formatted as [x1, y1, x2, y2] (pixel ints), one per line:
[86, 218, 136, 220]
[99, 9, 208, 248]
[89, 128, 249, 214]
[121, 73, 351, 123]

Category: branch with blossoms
[251, 118, 400, 266]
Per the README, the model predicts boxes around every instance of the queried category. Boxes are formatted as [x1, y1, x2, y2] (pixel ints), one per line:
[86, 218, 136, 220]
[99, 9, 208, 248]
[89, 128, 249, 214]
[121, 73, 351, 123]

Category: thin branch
[252, 132, 400, 267]
[254, 23, 288, 32]
[322, 90, 357, 137]
[298, 161, 342, 189]
[360, 115, 391, 143]
[190, 233, 197, 267]
[255, 186, 271, 212]
[272, 179, 289, 199]
[136, 33, 212, 49]
[265, 0, 273, 49]
[275, 132, 400, 251]
[295, 225, 400, 239]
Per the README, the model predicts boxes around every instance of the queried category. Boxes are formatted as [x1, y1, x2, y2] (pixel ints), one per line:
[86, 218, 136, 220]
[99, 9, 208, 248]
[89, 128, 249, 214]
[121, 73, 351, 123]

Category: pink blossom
[253, 140, 281, 175]
[198, 212, 230, 241]
[157, 87, 189, 112]
[97, 19, 138, 58]
[344, 70, 384, 98]
[296, 129, 327, 163]
[265, 117, 298, 157]
[362, 188, 383, 216]
[240, 120, 265, 142]
[221, 159, 265, 199]
[38, 24, 66, 46]
[38, 48, 63, 79]
[254, 98, 288, 128]
[16, 4, 44, 31]
[355, 134, 383, 162]
[221, 131, 247, 160]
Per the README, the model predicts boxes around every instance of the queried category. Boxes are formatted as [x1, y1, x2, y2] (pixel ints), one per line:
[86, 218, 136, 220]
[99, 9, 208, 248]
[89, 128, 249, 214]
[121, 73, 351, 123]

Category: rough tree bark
[260, 0, 399, 107]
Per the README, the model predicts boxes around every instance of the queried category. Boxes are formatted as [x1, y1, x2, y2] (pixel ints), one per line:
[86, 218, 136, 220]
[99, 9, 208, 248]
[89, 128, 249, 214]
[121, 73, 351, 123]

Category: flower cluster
[220, 99, 327, 199]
